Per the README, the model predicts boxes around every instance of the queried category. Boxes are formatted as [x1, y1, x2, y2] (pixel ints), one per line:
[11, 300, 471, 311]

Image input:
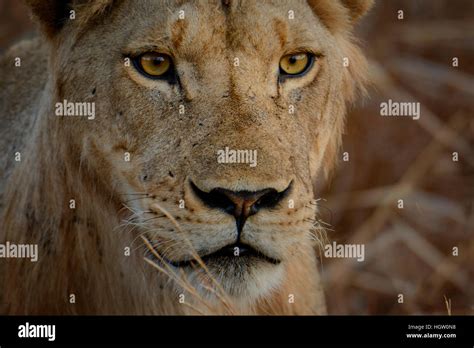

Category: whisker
[119, 192, 149, 196]
[141, 215, 167, 224]
[123, 196, 153, 204]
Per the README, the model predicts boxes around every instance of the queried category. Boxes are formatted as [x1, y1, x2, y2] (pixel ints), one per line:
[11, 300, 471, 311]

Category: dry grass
[320, 0, 474, 314]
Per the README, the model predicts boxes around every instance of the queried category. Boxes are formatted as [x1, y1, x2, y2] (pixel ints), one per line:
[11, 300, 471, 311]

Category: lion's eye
[279, 53, 313, 77]
[134, 52, 173, 78]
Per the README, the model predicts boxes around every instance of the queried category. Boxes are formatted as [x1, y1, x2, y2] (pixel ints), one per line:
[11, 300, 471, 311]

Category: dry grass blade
[142, 202, 237, 314]
[393, 220, 470, 291]
[444, 296, 452, 316]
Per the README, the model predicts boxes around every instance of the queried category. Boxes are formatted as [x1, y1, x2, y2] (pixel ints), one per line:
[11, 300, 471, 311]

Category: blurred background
[1, 0, 473, 314]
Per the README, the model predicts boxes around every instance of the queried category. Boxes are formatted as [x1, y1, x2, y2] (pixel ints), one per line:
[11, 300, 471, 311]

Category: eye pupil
[135, 53, 173, 79]
[279, 53, 313, 77]
[143, 56, 164, 66]
[151, 57, 164, 65]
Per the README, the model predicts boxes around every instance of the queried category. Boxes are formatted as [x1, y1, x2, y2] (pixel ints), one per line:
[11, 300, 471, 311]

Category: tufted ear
[25, 0, 114, 38]
[307, 0, 374, 33]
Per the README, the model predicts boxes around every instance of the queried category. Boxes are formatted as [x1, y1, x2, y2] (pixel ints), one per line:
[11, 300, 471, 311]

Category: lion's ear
[308, 0, 374, 33]
[340, 0, 374, 22]
[25, 0, 71, 37]
[25, 0, 114, 38]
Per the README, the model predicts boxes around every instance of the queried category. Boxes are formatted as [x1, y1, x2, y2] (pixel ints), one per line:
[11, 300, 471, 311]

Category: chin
[183, 255, 285, 305]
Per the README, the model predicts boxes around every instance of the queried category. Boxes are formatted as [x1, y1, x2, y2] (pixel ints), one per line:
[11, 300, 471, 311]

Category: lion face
[46, 0, 369, 302]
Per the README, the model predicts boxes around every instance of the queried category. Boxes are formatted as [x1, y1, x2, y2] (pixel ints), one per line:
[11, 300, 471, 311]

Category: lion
[0, 0, 373, 315]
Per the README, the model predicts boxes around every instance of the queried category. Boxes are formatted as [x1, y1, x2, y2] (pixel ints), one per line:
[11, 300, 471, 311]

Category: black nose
[190, 181, 291, 233]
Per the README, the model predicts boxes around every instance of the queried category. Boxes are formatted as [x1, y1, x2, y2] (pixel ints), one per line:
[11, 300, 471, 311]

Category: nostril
[253, 190, 284, 210]
[190, 181, 292, 224]
[190, 182, 233, 212]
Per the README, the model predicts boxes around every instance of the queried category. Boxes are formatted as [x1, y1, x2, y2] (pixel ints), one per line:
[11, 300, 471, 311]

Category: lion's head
[23, 0, 372, 309]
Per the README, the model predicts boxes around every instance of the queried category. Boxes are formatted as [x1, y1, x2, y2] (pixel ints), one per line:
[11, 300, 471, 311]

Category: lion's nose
[190, 181, 291, 233]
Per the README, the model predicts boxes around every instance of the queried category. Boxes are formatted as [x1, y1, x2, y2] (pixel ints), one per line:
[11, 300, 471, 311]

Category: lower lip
[158, 247, 280, 268]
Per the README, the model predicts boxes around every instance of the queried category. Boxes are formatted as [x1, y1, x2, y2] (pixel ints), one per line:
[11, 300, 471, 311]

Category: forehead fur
[53, 0, 365, 40]
[98, 0, 339, 67]
[28, 0, 373, 41]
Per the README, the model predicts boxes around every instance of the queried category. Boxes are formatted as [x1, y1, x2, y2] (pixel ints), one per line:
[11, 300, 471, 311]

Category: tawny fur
[0, 0, 372, 315]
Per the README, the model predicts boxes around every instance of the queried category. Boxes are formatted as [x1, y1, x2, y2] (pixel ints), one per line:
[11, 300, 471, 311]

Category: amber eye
[135, 52, 173, 78]
[279, 53, 313, 77]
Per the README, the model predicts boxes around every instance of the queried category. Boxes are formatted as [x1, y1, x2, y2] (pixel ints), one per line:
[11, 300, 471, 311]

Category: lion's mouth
[149, 242, 281, 268]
